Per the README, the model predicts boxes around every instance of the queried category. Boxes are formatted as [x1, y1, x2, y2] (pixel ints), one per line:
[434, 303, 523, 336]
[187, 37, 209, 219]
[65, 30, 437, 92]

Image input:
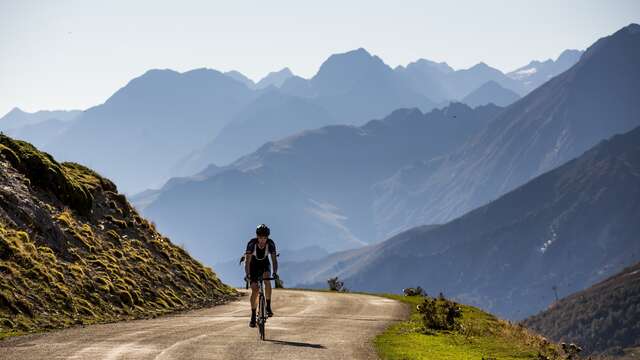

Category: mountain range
[1, 45, 582, 193]
[133, 25, 639, 290]
[284, 124, 640, 320]
[0, 108, 81, 150]
[373, 23, 640, 236]
[139, 103, 503, 283]
[0, 107, 81, 131]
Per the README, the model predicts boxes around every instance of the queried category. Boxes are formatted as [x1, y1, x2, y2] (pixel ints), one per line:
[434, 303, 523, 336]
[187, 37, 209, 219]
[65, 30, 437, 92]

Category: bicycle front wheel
[258, 293, 266, 340]
[258, 321, 265, 340]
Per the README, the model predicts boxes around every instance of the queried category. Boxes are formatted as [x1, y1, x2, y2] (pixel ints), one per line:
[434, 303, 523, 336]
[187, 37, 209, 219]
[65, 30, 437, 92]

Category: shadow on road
[265, 339, 326, 349]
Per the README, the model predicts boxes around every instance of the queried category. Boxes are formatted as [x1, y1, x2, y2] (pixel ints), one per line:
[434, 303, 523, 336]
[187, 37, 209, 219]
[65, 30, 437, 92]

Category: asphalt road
[0, 289, 407, 359]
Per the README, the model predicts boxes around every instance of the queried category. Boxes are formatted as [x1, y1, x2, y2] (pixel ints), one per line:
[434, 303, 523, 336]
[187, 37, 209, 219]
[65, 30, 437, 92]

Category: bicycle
[255, 275, 276, 340]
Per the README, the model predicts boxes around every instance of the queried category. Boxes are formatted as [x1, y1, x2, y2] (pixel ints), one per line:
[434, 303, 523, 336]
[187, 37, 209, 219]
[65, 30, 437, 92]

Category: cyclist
[245, 224, 278, 328]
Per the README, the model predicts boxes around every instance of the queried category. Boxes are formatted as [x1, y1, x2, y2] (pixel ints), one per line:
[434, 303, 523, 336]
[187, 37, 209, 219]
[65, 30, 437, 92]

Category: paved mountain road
[0, 290, 407, 359]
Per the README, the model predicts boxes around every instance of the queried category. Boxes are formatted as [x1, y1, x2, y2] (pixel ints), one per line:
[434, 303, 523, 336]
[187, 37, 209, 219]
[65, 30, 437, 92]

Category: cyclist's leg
[248, 264, 260, 327]
[264, 261, 272, 300]
[263, 271, 272, 300]
[250, 281, 259, 309]
[249, 261, 260, 308]
[263, 270, 274, 316]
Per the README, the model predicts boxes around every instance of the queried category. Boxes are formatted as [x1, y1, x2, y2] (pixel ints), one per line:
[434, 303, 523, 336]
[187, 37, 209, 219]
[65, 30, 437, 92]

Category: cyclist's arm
[270, 251, 278, 275]
[244, 253, 252, 277]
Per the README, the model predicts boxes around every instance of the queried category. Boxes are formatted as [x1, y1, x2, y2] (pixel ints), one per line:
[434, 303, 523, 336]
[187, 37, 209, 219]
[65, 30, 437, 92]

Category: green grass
[0, 330, 25, 340]
[375, 294, 561, 360]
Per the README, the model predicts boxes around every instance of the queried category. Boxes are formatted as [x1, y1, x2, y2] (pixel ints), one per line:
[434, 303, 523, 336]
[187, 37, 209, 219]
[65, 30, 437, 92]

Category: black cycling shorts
[249, 259, 271, 282]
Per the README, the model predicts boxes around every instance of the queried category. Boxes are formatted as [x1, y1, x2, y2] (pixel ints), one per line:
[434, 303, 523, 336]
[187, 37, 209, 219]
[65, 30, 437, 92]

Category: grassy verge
[374, 294, 560, 360]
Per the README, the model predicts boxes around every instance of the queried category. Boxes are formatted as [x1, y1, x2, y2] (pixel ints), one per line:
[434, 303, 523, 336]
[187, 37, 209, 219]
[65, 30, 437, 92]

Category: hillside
[522, 262, 640, 358]
[292, 124, 640, 320]
[0, 134, 235, 337]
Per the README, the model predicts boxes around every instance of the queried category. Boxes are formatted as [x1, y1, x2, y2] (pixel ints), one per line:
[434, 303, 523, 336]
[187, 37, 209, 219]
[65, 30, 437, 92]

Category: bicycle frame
[255, 275, 275, 340]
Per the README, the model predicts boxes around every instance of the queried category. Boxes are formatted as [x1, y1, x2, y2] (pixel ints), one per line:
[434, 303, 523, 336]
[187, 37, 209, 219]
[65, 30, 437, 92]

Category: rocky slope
[0, 135, 235, 336]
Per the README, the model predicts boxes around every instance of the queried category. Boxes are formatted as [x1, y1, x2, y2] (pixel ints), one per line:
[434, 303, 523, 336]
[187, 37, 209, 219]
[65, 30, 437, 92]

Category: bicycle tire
[259, 321, 265, 340]
[258, 292, 266, 340]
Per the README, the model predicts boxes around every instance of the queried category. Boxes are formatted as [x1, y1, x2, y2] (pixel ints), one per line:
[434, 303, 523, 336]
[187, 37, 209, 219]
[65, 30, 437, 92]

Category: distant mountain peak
[442, 101, 473, 115]
[583, 22, 639, 61]
[311, 47, 392, 95]
[350, 47, 371, 55]
[400, 58, 454, 74]
[471, 62, 491, 69]
[385, 107, 424, 119]
[255, 67, 295, 89]
[622, 22, 640, 34]
[4, 107, 25, 117]
[321, 47, 379, 65]
[277, 67, 293, 75]
[113, 67, 234, 102]
[463, 62, 504, 77]
[224, 70, 255, 88]
[557, 49, 582, 58]
[462, 80, 520, 107]
[140, 68, 180, 77]
[183, 67, 224, 77]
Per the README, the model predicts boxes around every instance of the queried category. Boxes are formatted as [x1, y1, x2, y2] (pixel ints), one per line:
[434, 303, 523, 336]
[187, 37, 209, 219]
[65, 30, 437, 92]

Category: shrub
[561, 343, 583, 359]
[403, 286, 424, 296]
[417, 295, 462, 331]
[327, 277, 348, 292]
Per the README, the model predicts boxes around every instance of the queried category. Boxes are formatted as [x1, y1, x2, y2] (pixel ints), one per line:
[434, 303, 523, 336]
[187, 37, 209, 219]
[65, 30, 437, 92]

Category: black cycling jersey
[245, 238, 277, 261]
[246, 238, 277, 282]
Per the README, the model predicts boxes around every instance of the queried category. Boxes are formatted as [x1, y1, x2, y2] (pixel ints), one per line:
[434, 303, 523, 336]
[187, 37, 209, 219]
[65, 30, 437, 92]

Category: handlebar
[244, 276, 277, 288]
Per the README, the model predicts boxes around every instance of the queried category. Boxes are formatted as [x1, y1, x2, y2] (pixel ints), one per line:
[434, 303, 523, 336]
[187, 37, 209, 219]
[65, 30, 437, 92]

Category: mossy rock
[0, 144, 20, 166]
[0, 135, 105, 215]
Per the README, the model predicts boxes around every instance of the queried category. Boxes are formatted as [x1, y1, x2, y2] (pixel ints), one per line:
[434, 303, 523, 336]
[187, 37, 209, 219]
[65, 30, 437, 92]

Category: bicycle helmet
[256, 224, 270, 237]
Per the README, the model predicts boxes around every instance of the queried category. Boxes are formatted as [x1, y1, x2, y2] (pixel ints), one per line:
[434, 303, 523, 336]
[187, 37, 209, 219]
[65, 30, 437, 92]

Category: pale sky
[1, 0, 638, 116]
